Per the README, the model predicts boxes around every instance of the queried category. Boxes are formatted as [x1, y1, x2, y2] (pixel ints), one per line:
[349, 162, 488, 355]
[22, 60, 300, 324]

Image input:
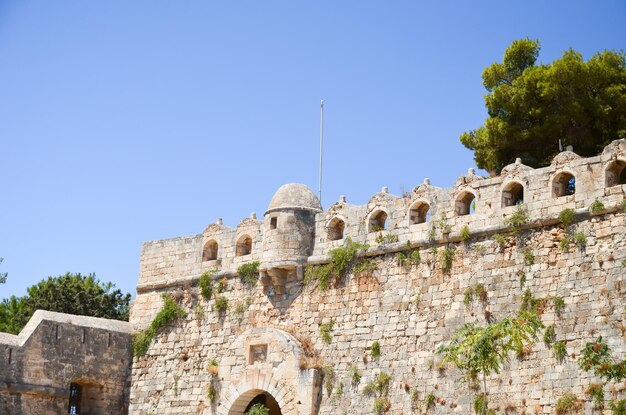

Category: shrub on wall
[133, 294, 187, 356]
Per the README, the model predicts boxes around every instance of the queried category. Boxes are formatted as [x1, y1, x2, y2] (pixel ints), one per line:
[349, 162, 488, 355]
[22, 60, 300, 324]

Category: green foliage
[474, 393, 489, 415]
[371, 340, 381, 358]
[555, 391, 582, 414]
[579, 336, 626, 383]
[504, 205, 530, 234]
[573, 232, 587, 248]
[323, 365, 335, 397]
[214, 295, 228, 313]
[553, 341, 567, 363]
[334, 381, 344, 399]
[558, 209, 575, 229]
[439, 246, 455, 274]
[193, 303, 204, 321]
[590, 199, 605, 214]
[559, 237, 570, 252]
[349, 366, 361, 386]
[363, 371, 391, 397]
[395, 252, 407, 267]
[424, 392, 436, 412]
[552, 296, 565, 317]
[373, 397, 391, 414]
[320, 321, 334, 344]
[493, 233, 507, 249]
[133, 294, 187, 356]
[460, 225, 471, 242]
[409, 249, 421, 266]
[375, 233, 399, 245]
[585, 383, 604, 408]
[520, 289, 547, 315]
[464, 284, 488, 308]
[216, 278, 227, 293]
[233, 302, 246, 323]
[207, 383, 218, 404]
[463, 288, 474, 306]
[237, 261, 260, 285]
[304, 238, 369, 290]
[543, 324, 556, 345]
[245, 403, 269, 415]
[438, 311, 542, 412]
[460, 38, 626, 174]
[199, 271, 214, 300]
[523, 248, 535, 265]
[0, 272, 132, 335]
[622, 198, 626, 213]
[610, 399, 626, 415]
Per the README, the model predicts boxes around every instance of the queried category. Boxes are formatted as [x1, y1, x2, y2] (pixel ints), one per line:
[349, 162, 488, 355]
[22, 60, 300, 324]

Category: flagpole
[319, 99, 324, 205]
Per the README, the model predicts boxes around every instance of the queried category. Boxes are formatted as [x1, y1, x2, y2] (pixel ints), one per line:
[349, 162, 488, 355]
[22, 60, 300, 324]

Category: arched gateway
[215, 328, 321, 415]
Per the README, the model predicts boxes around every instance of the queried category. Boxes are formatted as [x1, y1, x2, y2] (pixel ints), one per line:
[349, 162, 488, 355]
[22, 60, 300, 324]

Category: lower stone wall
[130, 211, 626, 414]
[0, 311, 133, 415]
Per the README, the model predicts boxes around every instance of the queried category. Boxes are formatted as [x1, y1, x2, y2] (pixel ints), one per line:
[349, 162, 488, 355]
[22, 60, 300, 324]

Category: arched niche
[606, 160, 626, 187]
[326, 216, 345, 241]
[408, 201, 430, 224]
[203, 239, 218, 261]
[236, 235, 252, 256]
[502, 181, 524, 207]
[368, 209, 388, 232]
[552, 172, 576, 197]
[455, 191, 476, 216]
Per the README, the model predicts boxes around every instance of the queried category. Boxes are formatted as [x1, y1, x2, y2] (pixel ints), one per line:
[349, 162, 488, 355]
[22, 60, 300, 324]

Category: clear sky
[1, 1, 624, 300]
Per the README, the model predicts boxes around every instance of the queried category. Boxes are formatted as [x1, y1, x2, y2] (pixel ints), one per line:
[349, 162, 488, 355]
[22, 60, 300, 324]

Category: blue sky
[1, 1, 624, 300]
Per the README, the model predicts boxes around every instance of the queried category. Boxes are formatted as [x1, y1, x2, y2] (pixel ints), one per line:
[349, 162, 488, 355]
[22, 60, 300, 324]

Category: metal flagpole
[319, 100, 324, 205]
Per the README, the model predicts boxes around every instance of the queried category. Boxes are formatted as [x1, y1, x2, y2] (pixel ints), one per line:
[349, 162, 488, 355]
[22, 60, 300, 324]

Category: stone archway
[228, 389, 283, 415]
[214, 328, 321, 415]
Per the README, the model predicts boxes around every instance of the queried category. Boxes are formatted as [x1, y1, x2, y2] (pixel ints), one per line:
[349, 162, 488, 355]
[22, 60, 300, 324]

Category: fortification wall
[129, 140, 626, 414]
[0, 310, 133, 415]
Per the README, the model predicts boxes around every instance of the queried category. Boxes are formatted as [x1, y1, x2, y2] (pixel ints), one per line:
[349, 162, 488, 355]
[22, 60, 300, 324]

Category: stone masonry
[129, 140, 626, 414]
[0, 310, 133, 414]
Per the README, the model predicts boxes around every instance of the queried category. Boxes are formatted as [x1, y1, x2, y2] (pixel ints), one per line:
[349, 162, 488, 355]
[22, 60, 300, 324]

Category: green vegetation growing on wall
[590, 199, 605, 215]
[320, 320, 334, 344]
[363, 372, 392, 415]
[199, 271, 215, 300]
[133, 294, 187, 356]
[237, 261, 260, 285]
[439, 246, 455, 274]
[555, 391, 582, 414]
[438, 311, 542, 414]
[558, 208, 575, 228]
[371, 341, 381, 358]
[245, 403, 269, 415]
[305, 238, 370, 290]
[504, 205, 529, 234]
[214, 296, 229, 313]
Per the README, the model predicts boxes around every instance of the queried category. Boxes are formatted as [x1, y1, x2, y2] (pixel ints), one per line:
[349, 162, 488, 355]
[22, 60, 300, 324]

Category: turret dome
[266, 183, 322, 214]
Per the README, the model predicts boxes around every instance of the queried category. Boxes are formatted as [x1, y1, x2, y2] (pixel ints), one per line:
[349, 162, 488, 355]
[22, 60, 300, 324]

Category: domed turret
[261, 184, 321, 288]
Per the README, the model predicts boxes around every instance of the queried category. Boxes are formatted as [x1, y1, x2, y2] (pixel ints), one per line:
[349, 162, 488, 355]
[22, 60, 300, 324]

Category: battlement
[135, 139, 626, 295]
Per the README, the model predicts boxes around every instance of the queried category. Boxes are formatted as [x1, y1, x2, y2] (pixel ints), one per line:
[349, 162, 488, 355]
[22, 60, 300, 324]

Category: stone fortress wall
[134, 139, 626, 414]
[0, 310, 133, 415]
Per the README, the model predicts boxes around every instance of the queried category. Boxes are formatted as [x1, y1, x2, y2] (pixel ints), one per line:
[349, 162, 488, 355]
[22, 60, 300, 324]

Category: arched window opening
[552, 172, 576, 197]
[67, 383, 82, 414]
[236, 235, 252, 256]
[368, 210, 387, 232]
[327, 217, 345, 241]
[409, 202, 430, 224]
[202, 240, 218, 261]
[455, 192, 475, 216]
[502, 182, 524, 207]
[606, 160, 626, 187]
